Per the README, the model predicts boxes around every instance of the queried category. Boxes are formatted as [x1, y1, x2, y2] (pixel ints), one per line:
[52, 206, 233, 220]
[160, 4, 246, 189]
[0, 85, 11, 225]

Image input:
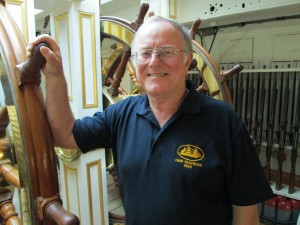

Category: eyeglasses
[132, 47, 186, 64]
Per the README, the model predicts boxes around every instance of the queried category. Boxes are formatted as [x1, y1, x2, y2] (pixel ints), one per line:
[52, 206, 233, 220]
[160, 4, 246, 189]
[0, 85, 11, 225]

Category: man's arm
[26, 34, 77, 149]
[232, 204, 260, 225]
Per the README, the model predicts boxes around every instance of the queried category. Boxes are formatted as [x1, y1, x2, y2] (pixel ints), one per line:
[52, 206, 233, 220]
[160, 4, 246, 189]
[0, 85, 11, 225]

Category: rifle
[245, 69, 255, 136]
[254, 71, 261, 137]
[266, 72, 272, 137]
[276, 71, 284, 142]
[265, 72, 278, 181]
[288, 76, 300, 194]
[228, 75, 234, 106]
[254, 70, 266, 156]
[237, 73, 244, 119]
[244, 72, 250, 120]
[276, 73, 290, 190]
[288, 70, 297, 145]
[234, 74, 239, 111]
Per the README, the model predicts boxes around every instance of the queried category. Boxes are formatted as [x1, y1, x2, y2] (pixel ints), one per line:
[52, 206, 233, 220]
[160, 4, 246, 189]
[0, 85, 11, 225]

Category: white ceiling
[34, 0, 72, 20]
[34, 0, 70, 10]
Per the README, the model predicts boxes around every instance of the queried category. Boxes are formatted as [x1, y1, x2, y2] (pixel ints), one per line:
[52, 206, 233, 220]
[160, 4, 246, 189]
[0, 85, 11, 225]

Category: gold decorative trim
[54, 13, 73, 101]
[169, 0, 177, 19]
[78, 11, 98, 109]
[54, 147, 81, 162]
[6, 106, 24, 172]
[20, 187, 31, 225]
[6, 0, 28, 42]
[86, 160, 105, 225]
[63, 164, 81, 215]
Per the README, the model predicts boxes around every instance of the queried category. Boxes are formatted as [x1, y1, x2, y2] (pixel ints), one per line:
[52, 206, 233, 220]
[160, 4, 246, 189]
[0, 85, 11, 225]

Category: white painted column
[50, 1, 103, 117]
[59, 149, 108, 225]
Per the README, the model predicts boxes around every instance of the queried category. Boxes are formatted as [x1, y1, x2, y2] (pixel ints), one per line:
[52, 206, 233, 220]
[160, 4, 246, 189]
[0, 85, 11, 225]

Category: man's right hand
[26, 34, 64, 80]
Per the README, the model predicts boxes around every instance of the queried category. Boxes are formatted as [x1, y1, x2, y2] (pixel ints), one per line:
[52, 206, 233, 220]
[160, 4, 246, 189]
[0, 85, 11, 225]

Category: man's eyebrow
[138, 46, 152, 49]
[139, 45, 175, 49]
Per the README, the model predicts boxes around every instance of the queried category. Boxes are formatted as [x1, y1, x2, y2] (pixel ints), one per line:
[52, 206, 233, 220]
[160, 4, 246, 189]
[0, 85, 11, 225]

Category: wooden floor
[107, 172, 125, 224]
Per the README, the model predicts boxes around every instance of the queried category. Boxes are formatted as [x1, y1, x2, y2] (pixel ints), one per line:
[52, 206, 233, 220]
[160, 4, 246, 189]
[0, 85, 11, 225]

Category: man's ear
[185, 52, 193, 68]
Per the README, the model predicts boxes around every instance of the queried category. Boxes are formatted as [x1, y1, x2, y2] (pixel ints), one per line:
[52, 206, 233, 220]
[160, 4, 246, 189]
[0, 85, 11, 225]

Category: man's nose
[148, 52, 162, 64]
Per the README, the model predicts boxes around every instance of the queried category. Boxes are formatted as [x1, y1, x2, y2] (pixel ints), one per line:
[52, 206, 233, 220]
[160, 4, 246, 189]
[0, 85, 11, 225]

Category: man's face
[133, 21, 192, 99]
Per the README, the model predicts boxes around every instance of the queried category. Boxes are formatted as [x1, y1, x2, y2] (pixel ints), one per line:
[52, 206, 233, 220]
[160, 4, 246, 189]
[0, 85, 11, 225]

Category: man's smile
[147, 73, 168, 77]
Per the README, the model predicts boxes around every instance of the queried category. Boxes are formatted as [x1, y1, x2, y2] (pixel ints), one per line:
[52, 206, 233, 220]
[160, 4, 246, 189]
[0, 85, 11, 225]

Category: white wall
[177, 0, 300, 28]
[198, 18, 300, 69]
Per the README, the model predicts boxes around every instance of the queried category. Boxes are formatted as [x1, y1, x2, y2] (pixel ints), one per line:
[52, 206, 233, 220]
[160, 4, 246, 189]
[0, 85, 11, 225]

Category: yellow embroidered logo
[177, 145, 204, 161]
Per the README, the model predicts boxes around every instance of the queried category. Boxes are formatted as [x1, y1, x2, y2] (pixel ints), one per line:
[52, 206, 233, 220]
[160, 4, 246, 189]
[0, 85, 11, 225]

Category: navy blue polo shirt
[73, 80, 273, 225]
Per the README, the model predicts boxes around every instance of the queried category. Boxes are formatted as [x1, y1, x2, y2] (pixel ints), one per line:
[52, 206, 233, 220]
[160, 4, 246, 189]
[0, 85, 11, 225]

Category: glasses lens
[133, 47, 183, 64]
[139, 49, 152, 59]
[133, 49, 151, 64]
[159, 47, 176, 60]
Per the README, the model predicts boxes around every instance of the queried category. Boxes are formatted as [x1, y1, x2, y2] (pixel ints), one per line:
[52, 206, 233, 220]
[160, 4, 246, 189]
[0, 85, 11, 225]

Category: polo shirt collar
[136, 79, 202, 116]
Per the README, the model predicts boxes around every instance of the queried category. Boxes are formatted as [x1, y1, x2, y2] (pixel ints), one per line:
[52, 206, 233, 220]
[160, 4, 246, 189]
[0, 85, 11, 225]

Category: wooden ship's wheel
[100, 3, 243, 224]
[0, 2, 79, 225]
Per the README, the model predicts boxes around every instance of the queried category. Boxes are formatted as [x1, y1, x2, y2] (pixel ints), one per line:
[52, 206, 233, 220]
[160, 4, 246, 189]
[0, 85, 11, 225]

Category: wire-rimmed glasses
[132, 46, 186, 64]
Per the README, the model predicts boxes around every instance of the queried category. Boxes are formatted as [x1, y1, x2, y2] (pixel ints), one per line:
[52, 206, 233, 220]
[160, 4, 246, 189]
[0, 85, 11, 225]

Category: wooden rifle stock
[276, 73, 290, 190]
[265, 73, 278, 181]
[288, 77, 300, 194]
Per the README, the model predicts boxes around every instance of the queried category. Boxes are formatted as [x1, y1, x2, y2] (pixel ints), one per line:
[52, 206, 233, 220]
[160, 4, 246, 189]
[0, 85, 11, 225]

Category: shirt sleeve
[73, 110, 113, 153]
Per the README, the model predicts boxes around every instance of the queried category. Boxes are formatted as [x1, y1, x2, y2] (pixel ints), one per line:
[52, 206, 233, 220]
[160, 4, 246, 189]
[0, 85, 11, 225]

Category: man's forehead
[141, 20, 171, 29]
[137, 21, 176, 37]
[132, 19, 184, 50]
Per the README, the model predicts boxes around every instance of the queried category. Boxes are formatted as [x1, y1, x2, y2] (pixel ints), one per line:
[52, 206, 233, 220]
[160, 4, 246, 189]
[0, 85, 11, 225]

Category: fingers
[39, 45, 61, 66]
[39, 45, 53, 61]
[25, 43, 34, 58]
[39, 45, 64, 78]
[28, 34, 52, 47]
[26, 34, 49, 57]
[25, 34, 64, 78]
[26, 34, 60, 58]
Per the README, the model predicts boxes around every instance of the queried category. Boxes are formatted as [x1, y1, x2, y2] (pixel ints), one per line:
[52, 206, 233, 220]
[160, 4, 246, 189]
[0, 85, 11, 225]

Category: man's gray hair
[131, 16, 193, 55]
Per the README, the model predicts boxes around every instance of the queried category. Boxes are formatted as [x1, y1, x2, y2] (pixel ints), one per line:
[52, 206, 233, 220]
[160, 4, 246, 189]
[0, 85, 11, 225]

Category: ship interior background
[0, 0, 299, 224]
